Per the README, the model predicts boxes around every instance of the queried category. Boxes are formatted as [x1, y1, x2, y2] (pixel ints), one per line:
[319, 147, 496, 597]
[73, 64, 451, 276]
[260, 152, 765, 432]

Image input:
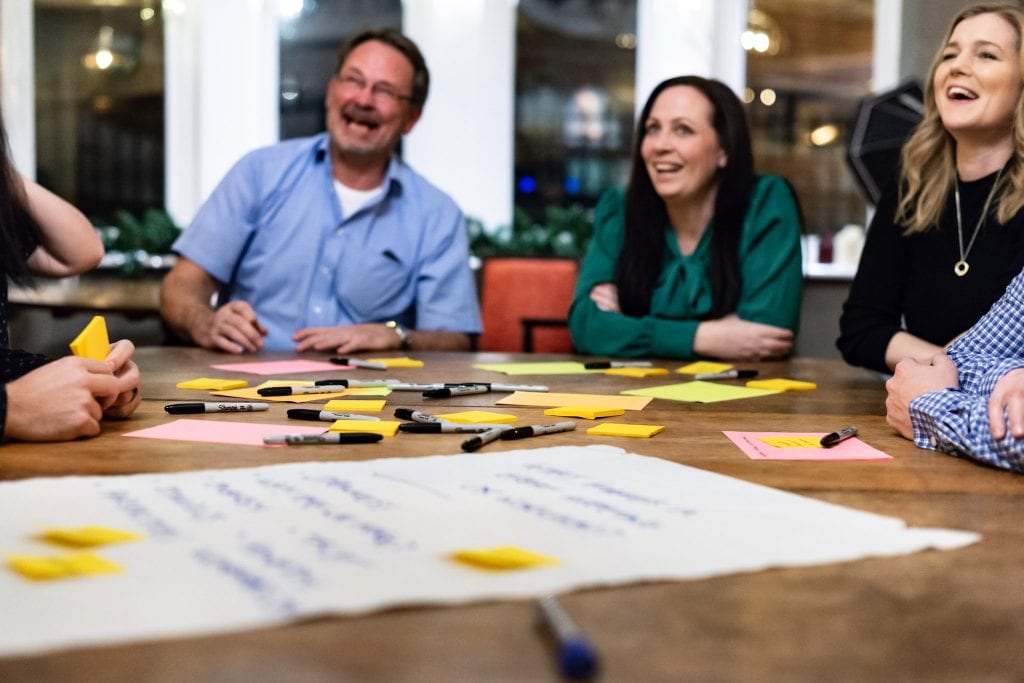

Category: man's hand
[201, 301, 268, 354]
[693, 314, 794, 361]
[293, 324, 400, 354]
[988, 368, 1024, 440]
[885, 353, 959, 439]
[100, 339, 143, 418]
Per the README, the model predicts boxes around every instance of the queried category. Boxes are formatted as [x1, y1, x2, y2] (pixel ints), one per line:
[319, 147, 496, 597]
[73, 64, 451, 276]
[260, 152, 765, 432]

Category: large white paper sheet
[0, 445, 979, 656]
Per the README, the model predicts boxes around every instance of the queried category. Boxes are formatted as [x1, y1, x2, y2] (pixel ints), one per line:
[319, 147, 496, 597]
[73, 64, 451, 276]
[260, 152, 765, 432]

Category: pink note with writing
[723, 431, 892, 461]
[124, 419, 325, 447]
[210, 360, 340, 375]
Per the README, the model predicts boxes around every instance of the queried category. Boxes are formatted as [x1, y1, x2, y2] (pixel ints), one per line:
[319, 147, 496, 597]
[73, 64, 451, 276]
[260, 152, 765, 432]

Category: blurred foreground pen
[329, 357, 388, 370]
[693, 369, 759, 380]
[583, 360, 652, 370]
[536, 595, 599, 680]
[263, 432, 383, 445]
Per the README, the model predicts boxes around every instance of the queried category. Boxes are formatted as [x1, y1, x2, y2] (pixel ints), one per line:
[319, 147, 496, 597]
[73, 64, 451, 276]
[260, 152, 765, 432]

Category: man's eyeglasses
[334, 73, 413, 106]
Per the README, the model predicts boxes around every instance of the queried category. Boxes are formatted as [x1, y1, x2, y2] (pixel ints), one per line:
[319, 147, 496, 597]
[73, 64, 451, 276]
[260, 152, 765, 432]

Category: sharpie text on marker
[263, 432, 384, 445]
[820, 425, 858, 448]
[257, 385, 349, 397]
[460, 425, 513, 452]
[287, 409, 380, 422]
[165, 402, 269, 414]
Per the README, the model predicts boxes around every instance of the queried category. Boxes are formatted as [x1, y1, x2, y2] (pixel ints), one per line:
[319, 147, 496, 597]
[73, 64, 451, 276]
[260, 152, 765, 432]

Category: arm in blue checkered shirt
[907, 268, 1024, 472]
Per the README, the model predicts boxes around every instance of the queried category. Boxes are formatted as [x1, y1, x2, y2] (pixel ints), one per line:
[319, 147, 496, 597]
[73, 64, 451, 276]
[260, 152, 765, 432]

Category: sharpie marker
[400, 422, 501, 434]
[500, 421, 576, 440]
[536, 595, 599, 680]
[313, 378, 398, 388]
[693, 369, 759, 380]
[258, 385, 349, 396]
[287, 409, 380, 422]
[393, 408, 444, 424]
[165, 402, 269, 414]
[461, 425, 513, 452]
[424, 385, 490, 398]
[820, 425, 858, 448]
[583, 360, 652, 370]
[329, 357, 388, 370]
[263, 432, 383, 445]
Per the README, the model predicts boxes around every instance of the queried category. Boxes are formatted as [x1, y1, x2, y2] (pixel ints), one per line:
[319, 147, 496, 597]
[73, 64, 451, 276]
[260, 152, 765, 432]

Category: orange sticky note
[69, 315, 110, 361]
[450, 545, 560, 571]
[545, 406, 625, 419]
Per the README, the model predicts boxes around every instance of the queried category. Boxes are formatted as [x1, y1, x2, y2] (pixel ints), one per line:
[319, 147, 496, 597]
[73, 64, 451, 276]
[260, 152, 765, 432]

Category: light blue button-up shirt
[173, 134, 482, 350]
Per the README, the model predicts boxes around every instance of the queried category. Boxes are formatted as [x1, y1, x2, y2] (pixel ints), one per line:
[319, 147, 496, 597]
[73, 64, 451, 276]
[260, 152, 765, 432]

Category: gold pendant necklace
[953, 166, 1003, 277]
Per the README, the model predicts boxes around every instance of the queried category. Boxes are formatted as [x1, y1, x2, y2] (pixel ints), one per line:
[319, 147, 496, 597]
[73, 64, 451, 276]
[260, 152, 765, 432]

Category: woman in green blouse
[568, 75, 803, 360]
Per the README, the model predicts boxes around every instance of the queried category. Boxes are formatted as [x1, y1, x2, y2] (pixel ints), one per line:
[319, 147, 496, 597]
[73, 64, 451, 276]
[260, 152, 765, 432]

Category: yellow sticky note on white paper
[587, 423, 665, 438]
[7, 551, 122, 580]
[435, 411, 518, 424]
[676, 361, 732, 375]
[69, 315, 110, 361]
[177, 378, 249, 391]
[450, 545, 560, 571]
[324, 399, 387, 412]
[545, 406, 625, 419]
[367, 357, 424, 368]
[759, 436, 822, 448]
[40, 526, 143, 548]
[746, 379, 817, 392]
[328, 419, 401, 436]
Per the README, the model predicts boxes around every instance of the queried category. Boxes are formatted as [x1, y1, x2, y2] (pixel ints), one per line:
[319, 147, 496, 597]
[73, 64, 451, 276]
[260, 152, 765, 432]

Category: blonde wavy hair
[897, 2, 1024, 233]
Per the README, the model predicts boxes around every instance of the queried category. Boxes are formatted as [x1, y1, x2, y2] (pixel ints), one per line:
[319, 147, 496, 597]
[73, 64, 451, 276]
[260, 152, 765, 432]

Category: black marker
[399, 422, 501, 434]
[258, 385, 348, 396]
[165, 402, 269, 414]
[460, 426, 513, 452]
[287, 409, 380, 422]
[500, 422, 576, 440]
[329, 357, 388, 370]
[393, 408, 444, 424]
[820, 425, 858, 448]
[692, 369, 759, 380]
[423, 385, 489, 398]
[583, 360, 652, 370]
[263, 432, 383, 445]
[313, 378, 397, 388]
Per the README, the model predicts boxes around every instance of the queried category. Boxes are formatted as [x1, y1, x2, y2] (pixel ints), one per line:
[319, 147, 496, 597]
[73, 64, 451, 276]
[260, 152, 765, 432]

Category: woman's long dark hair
[0, 107, 38, 284]
[616, 75, 754, 318]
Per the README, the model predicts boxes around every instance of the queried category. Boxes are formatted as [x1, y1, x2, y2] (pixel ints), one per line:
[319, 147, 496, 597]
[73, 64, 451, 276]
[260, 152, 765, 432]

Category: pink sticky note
[723, 431, 892, 461]
[210, 360, 340, 375]
[124, 419, 325, 447]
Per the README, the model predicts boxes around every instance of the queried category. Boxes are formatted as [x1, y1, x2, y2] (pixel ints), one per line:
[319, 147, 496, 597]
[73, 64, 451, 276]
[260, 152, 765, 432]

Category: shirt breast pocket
[336, 248, 415, 321]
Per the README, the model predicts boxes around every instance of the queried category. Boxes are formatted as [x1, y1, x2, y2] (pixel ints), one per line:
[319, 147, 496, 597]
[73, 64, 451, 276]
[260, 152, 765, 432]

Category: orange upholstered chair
[477, 257, 578, 352]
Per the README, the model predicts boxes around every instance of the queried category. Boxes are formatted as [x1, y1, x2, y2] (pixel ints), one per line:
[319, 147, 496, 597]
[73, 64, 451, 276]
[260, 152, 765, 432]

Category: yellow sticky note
[759, 436, 822, 448]
[367, 357, 424, 368]
[604, 367, 670, 378]
[7, 551, 122, 580]
[69, 315, 110, 361]
[435, 411, 518, 424]
[324, 399, 387, 412]
[328, 419, 401, 436]
[676, 361, 732, 375]
[177, 378, 249, 391]
[587, 423, 665, 438]
[746, 378, 817, 392]
[497, 391, 652, 411]
[450, 545, 560, 571]
[545, 406, 625, 419]
[40, 526, 143, 548]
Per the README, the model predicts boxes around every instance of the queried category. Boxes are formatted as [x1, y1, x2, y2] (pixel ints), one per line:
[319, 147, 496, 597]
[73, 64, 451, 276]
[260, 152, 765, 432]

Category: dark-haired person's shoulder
[751, 173, 796, 202]
[593, 187, 626, 228]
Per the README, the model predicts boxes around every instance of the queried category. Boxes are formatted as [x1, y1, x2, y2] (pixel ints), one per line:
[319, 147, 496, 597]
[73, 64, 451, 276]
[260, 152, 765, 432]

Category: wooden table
[2, 348, 1023, 682]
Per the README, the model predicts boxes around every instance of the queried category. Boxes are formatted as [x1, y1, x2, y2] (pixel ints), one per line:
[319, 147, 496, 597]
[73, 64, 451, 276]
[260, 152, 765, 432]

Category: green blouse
[568, 174, 803, 359]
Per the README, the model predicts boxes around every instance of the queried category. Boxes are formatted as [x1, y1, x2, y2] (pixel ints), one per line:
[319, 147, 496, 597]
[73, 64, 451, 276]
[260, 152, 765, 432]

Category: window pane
[514, 0, 636, 221]
[279, 0, 401, 140]
[34, 0, 164, 220]
[745, 0, 872, 235]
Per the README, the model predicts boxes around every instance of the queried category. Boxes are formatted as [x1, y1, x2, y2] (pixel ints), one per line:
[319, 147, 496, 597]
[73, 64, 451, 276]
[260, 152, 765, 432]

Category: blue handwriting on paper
[305, 533, 373, 568]
[157, 485, 226, 522]
[193, 547, 298, 616]
[305, 475, 398, 510]
[460, 484, 622, 536]
[104, 489, 178, 540]
[242, 541, 317, 587]
[495, 472, 560, 491]
[206, 481, 268, 512]
[562, 495, 661, 529]
[583, 482, 698, 518]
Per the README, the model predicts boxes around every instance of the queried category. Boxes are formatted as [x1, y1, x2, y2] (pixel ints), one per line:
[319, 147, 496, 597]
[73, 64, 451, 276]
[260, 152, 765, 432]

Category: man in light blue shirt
[160, 28, 481, 354]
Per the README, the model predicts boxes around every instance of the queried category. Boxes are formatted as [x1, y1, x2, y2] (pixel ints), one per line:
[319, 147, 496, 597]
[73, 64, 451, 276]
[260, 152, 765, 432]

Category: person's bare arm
[293, 325, 470, 354]
[882, 331, 944, 372]
[21, 176, 104, 277]
[692, 314, 794, 361]
[160, 257, 267, 353]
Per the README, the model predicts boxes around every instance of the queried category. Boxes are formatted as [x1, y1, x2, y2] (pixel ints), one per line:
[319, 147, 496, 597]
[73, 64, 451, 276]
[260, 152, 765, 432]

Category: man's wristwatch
[385, 320, 411, 350]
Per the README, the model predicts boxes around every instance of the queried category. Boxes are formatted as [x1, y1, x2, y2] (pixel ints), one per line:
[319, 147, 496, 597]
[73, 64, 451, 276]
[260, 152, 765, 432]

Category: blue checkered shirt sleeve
[908, 269, 1024, 472]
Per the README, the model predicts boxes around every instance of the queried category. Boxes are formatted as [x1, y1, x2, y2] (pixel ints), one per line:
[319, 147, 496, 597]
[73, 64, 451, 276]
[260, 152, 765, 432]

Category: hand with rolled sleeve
[2, 340, 141, 442]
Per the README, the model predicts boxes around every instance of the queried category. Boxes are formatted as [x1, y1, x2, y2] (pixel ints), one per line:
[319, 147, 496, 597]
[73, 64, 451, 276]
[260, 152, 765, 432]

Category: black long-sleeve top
[837, 168, 1024, 373]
